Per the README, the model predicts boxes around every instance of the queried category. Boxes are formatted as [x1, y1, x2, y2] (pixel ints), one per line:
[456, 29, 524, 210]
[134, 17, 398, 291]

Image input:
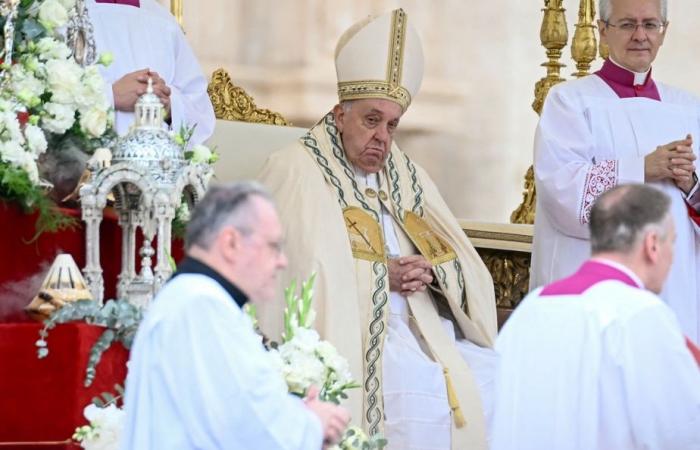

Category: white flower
[75, 66, 108, 110]
[57, 0, 77, 10]
[38, 0, 69, 30]
[176, 202, 191, 222]
[79, 107, 108, 138]
[79, 404, 125, 450]
[189, 144, 212, 163]
[36, 37, 71, 61]
[0, 143, 39, 184]
[0, 111, 25, 143]
[9, 67, 45, 107]
[42, 102, 76, 134]
[24, 124, 48, 155]
[45, 59, 83, 105]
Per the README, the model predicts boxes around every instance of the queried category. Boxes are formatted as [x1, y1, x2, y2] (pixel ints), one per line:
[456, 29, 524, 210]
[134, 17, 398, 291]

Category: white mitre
[335, 8, 424, 111]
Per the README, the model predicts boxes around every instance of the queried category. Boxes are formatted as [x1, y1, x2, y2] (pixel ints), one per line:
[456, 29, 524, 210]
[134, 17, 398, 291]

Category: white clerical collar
[609, 57, 650, 85]
[590, 257, 645, 289]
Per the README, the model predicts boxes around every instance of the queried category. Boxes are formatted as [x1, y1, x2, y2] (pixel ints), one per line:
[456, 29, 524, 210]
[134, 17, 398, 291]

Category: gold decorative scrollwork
[475, 248, 531, 310]
[510, 166, 536, 224]
[207, 69, 290, 126]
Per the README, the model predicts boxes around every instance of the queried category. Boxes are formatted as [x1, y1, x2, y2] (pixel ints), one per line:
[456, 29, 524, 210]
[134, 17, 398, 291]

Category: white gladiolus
[42, 102, 76, 134]
[24, 124, 48, 155]
[36, 37, 71, 61]
[79, 107, 108, 138]
[38, 0, 69, 30]
[46, 59, 83, 105]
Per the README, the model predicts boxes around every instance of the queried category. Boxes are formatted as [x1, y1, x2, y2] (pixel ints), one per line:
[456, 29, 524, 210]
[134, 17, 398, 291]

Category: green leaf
[37, 347, 48, 358]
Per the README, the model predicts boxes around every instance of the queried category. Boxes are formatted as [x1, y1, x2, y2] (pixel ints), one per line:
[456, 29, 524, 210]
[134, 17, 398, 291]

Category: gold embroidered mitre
[334, 8, 424, 111]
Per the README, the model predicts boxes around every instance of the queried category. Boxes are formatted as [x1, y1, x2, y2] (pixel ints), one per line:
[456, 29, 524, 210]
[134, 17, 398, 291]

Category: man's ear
[597, 19, 609, 46]
[332, 104, 345, 133]
[218, 227, 240, 263]
[643, 230, 660, 265]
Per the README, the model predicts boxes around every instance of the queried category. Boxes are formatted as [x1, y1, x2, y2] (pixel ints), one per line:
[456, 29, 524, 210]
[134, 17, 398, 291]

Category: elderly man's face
[333, 99, 403, 174]
[236, 197, 288, 303]
[598, 0, 667, 73]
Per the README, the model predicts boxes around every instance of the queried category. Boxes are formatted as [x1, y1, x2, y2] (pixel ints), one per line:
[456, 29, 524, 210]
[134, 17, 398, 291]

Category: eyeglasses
[604, 20, 667, 35]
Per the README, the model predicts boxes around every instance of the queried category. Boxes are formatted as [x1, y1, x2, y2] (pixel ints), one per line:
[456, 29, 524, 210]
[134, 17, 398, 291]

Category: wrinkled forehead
[351, 98, 404, 120]
[608, 0, 664, 21]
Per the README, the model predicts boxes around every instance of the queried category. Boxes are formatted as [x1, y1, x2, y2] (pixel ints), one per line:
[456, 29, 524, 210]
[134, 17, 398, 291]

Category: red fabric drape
[0, 323, 128, 448]
[0, 201, 184, 322]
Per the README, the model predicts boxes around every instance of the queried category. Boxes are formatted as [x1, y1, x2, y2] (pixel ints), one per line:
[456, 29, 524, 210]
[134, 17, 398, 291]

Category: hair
[599, 0, 668, 22]
[185, 181, 274, 251]
[589, 184, 671, 254]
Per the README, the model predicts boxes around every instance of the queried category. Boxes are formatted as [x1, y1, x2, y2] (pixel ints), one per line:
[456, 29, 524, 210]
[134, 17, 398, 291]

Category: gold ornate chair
[205, 69, 308, 182]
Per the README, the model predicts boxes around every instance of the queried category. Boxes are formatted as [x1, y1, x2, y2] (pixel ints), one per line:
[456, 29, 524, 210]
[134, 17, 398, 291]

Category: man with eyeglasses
[121, 182, 350, 449]
[531, 0, 700, 344]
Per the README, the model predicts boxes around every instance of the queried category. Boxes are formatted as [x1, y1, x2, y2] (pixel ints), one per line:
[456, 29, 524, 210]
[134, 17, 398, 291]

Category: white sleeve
[158, 294, 323, 449]
[167, 25, 215, 146]
[534, 85, 645, 239]
[604, 303, 700, 448]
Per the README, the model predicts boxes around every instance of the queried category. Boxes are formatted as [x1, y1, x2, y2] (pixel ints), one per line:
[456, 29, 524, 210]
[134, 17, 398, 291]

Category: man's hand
[112, 68, 172, 114]
[388, 255, 433, 296]
[304, 386, 350, 447]
[645, 136, 696, 190]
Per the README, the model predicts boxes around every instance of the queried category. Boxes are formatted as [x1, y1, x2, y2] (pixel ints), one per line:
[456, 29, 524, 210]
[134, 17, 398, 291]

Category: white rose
[45, 59, 83, 105]
[36, 37, 71, 61]
[24, 124, 48, 155]
[79, 107, 108, 137]
[0, 141, 26, 164]
[42, 102, 76, 134]
[0, 144, 39, 184]
[38, 0, 69, 30]
[1, 111, 25, 143]
[82, 404, 124, 450]
[75, 66, 108, 110]
[189, 144, 212, 163]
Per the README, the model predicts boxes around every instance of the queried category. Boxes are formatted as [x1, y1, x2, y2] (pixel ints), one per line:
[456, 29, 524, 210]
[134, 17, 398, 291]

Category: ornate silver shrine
[80, 80, 211, 306]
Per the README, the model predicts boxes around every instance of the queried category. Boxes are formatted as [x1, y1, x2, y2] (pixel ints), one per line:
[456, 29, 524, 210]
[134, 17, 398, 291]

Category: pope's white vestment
[493, 260, 700, 450]
[531, 74, 700, 342]
[121, 261, 323, 450]
[86, 0, 215, 144]
[258, 113, 498, 450]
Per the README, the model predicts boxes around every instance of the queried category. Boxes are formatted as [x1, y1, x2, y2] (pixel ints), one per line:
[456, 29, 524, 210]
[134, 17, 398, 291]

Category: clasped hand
[645, 134, 697, 193]
[388, 255, 434, 296]
[112, 68, 172, 114]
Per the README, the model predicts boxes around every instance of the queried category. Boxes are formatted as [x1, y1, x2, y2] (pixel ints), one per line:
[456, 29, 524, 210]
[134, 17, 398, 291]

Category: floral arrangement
[267, 273, 359, 404]
[0, 0, 116, 233]
[264, 274, 387, 449]
[73, 385, 126, 450]
[172, 123, 217, 236]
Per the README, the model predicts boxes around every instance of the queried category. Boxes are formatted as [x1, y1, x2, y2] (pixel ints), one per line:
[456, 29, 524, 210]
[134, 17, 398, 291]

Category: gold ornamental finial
[513, 0, 568, 225]
[532, 0, 568, 115]
[170, 0, 183, 28]
[571, 0, 598, 78]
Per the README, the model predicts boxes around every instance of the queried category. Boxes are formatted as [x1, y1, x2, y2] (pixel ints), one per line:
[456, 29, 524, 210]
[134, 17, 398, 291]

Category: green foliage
[36, 299, 143, 387]
[0, 162, 76, 237]
[92, 383, 125, 408]
[282, 272, 317, 342]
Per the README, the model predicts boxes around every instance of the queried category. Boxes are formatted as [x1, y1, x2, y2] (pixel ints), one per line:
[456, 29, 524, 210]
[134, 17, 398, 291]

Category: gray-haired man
[493, 184, 700, 449]
[122, 182, 349, 449]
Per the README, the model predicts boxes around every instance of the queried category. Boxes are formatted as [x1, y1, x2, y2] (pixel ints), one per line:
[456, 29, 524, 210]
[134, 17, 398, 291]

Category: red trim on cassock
[686, 200, 700, 226]
[686, 337, 700, 368]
